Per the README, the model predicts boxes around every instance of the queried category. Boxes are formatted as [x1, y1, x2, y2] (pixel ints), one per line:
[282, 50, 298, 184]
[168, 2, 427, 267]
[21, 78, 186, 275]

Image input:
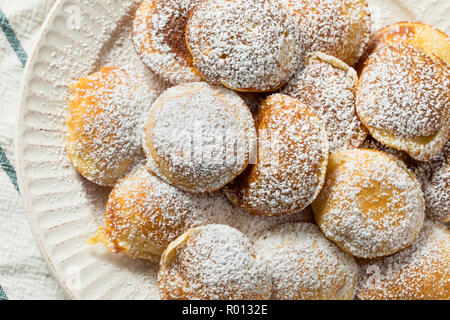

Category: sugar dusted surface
[254, 222, 358, 300]
[357, 221, 450, 300]
[225, 94, 329, 216]
[357, 44, 449, 139]
[281, 0, 372, 66]
[414, 142, 450, 222]
[159, 224, 272, 299]
[313, 149, 425, 258]
[186, 0, 300, 91]
[67, 67, 159, 187]
[145, 82, 256, 193]
[98, 3, 168, 93]
[105, 167, 315, 261]
[282, 53, 367, 153]
[132, 0, 202, 84]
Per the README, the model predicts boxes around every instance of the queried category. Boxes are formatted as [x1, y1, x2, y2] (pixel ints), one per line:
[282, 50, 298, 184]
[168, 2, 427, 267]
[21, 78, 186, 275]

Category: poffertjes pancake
[281, 0, 372, 66]
[158, 224, 272, 299]
[254, 222, 358, 300]
[224, 94, 329, 216]
[312, 149, 425, 259]
[67, 67, 158, 186]
[186, 0, 301, 92]
[144, 82, 256, 193]
[132, 0, 203, 84]
[356, 43, 450, 162]
[357, 221, 450, 300]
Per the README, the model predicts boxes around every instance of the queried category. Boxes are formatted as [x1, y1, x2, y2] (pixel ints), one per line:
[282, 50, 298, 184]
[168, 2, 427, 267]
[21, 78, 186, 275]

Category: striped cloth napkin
[0, 0, 68, 300]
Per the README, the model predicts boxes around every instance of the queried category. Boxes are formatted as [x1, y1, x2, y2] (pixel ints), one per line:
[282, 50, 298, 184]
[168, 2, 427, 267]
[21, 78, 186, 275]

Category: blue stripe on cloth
[0, 6, 25, 192]
[0, 146, 19, 192]
[0, 7, 27, 300]
[0, 6, 27, 192]
[0, 284, 7, 300]
[0, 8, 28, 67]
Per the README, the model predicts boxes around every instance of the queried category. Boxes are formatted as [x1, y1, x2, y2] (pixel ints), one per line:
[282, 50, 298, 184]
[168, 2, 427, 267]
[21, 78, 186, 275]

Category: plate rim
[14, 0, 77, 300]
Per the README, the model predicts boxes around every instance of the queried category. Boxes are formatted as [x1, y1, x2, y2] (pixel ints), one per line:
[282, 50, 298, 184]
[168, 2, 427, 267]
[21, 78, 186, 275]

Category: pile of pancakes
[66, 0, 449, 300]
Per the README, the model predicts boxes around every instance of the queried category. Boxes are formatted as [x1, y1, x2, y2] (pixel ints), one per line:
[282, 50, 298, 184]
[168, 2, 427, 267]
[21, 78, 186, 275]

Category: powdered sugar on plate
[67, 67, 159, 186]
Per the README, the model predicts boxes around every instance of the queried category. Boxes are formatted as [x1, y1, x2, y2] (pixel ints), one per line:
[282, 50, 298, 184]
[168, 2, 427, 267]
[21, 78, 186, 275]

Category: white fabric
[0, 0, 68, 300]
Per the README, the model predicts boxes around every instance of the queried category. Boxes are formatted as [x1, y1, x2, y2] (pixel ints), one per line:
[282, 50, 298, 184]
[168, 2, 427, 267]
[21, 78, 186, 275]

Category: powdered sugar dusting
[97, 3, 168, 93]
[357, 221, 449, 300]
[357, 43, 449, 139]
[103, 167, 313, 261]
[283, 52, 367, 153]
[413, 142, 450, 222]
[159, 224, 272, 299]
[67, 67, 159, 186]
[313, 149, 425, 258]
[145, 82, 256, 193]
[225, 94, 329, 216]
[186, 0, 301, 91]
[132, 0, 202, 84]
[281, 0, 372, 66]
[255, 222, 358, 300]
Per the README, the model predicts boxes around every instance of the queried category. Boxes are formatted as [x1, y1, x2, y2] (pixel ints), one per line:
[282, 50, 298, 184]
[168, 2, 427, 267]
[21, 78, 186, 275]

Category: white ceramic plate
[15, 0, 450, 300]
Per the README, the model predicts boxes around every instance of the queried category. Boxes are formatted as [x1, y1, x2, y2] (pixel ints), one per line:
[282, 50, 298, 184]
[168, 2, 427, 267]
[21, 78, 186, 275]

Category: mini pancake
[158, 224, 272, 299]
[356, 43, 450, 162]
[144, 82, 256, 193]
[357, 221, 449, 300]
[254, 222, 358, 300]
[132, 0, 202, 84]
[282, 52, 367, 153]
[89, 167, 314, 262]
[186, 0, 300, 92]
[364, 21, 450, 66]
[312, 149, 425, 259]
[67, 67, 157, 186]
[281, 0, 372, 66]
[224, 94, 329, 216]
[89, 167, 201, 262]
